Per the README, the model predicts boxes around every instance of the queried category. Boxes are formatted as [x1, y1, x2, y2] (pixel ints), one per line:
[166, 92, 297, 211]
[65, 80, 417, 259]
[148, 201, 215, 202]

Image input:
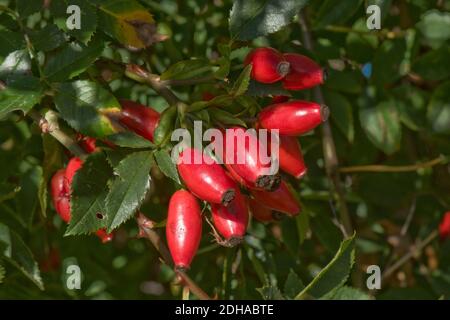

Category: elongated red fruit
[282, 53, 325, 90]
[119, 100, 160, 142]
[211, 190, 249, 246]
[177, 147, 237, 206]
[51, 160, 114, 243]
[250, 180, 300, 216]
[65, 157, 83, 188]
[95, 229, 114, 243]
[273, 135, 307, 179]
[248, 197, 277, 223]
[439, 212, 450, 240]
[221, 127, 280, 191]
[258, 100, 329, 136]
[50, 169, 71, 223]
[166, 190, 203, 270]
[76, 133, 97, 153]
[244, 47, 290, 84]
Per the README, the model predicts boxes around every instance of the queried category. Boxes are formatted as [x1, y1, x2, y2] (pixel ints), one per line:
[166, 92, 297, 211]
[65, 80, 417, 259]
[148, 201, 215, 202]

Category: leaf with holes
[105, 151, 153, 232]
[229, 0, 309, 41]
[54, 80, 122, 138]
[66, 153, 113, 236]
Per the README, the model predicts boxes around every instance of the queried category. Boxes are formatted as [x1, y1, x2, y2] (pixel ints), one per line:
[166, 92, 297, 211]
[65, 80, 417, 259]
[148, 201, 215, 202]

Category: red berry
[211, 190, 249, 246]
[248, 197, 276, 223]
[244, 47, 290, 84]
[272, 135, 307, 179]
[177, 147, 237, 206]
[282, 53, 325, 90]
[50, 169, 71, 223]
[76, 133, 97, 153]
[65, 157, 83, 188]
[202, 91, 215, 101]
[220, 127, 280, 191]
[250, 180, 300, 216]
[166, 190, 203, 270]
[271, 95, 290, 104]
[258, 100, 329, 136]
[119, 100, 160, 142]
[95, 229, 114, 243]
[439, 212, 450, 240]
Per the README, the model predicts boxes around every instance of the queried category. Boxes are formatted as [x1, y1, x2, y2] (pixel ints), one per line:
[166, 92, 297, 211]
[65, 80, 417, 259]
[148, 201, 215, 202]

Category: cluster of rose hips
[50, 47, 328, 271]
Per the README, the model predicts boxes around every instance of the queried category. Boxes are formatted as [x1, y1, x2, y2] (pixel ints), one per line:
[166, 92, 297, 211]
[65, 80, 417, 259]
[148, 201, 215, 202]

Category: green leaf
[189, 94, 235, 112]
[247, 80, 291, 97]
[15, 166, 42, 228]
[417, 10, 450, 49]
[284, 269, 305, 299]
[0, 75, 44, 120]
[0, 263, 5, 284]
[324, 70, 363, 95]
[0, 223, 43, 290]
[229, 0, 309, 41]
[326, 286, 371, 300]
[50, 0, 98, 44]
[16, 0, 42, 16]
[295, 233, 355, 299]
[160, 59, 212, 81]
[256, 284, 285, 300]
[105, 151, 153, 232]
[428, 81, 450, 134]
[314, 0, 363, 29]
[66, 153, 113, 235]
[323, 90, 354, 143]
[297, 211, 309, 244]
[29, 24, 66, 52]
[154, 149, 181, 184]
[210, 108, 247, 127]
[0, 29, 24, 58]
[231, 64, 252, 96]
[372, 39, 407, 86]
[359, 101, 402, 155]
[0, 49, 31, 79]
[98, 0, 156, 49]
[54, 80, 122, 138]
[43, 41, 104, 82]
[107, 131, 155, 148]
[412, 45, 450, 81]
[346, 18, 378, 63]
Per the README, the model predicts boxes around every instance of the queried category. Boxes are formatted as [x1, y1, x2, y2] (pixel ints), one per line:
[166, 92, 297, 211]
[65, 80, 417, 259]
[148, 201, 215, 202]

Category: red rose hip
[248, 197, 281, 223]
[177, 147, 237, 206]
[250, 180, 301, 216]
[272, 135, 307, 179]
[119, 100, 160, 142]
[244, 47, 290, 84]
[258, 100, 329, 136]
[211, 190, 249, 246]
[220, 127, 280, 191]
[50, 169, 71, 223]
[166, 190, 203, 270]
[439, 212, 450, 241]
[282, 53, 325, 90]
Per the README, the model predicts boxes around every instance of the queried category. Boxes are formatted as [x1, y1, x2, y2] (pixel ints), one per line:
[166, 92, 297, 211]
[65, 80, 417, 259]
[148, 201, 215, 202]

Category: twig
[339, 156, 446, 173]
[381, 230, 439, 282]
[161, 75, 216, 87]
[299, 12, 353, 237]
[28, 110, 87, 158]
[125, 64, 182, 106]
[136, 213, 212, 300]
